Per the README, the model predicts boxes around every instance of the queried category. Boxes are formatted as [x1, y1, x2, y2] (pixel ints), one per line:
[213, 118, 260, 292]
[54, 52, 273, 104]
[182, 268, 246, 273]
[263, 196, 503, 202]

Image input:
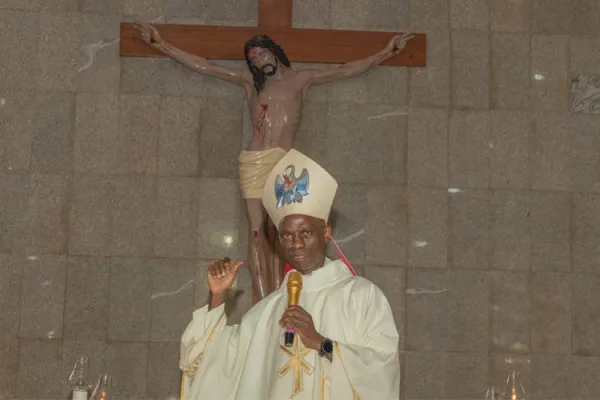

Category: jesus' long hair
[244, 35, 291, 93]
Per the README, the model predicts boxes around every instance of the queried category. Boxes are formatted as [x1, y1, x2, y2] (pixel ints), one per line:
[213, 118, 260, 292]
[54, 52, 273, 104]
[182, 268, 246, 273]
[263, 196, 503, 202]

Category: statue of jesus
[135, 23, 413, 303]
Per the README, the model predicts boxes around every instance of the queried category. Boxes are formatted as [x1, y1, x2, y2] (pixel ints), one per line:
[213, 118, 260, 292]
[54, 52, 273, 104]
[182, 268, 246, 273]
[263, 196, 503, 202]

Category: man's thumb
[232, 260, 244, 273]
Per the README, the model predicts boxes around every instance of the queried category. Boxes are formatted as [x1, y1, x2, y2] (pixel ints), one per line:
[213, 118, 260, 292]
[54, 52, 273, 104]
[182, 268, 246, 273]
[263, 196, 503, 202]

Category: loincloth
[238, 147, 287, 199]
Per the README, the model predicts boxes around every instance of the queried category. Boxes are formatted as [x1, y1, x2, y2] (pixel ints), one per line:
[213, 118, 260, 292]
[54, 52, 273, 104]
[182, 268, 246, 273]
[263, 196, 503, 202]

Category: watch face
[323, 340, 333, 353]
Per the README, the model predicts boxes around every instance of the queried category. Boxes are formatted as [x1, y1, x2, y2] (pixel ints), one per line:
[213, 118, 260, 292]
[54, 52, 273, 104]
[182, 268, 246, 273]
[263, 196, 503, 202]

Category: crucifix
[120, 0, 426, 305]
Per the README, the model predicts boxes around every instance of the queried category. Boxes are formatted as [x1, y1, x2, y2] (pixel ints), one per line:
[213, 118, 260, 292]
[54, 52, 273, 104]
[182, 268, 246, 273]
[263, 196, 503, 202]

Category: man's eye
[301, 231, 312, 237]
[282, 234, 292, 239]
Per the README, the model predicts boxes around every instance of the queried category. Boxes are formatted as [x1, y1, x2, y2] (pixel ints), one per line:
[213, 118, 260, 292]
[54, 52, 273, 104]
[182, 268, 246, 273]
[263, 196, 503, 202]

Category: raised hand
[207, 257, 244, 296]
[134, 22, 162, 46]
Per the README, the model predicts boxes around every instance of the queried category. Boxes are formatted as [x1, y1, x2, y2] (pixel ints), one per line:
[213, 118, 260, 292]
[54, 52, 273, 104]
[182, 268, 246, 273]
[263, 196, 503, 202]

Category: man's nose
[291, 236, 305, 249]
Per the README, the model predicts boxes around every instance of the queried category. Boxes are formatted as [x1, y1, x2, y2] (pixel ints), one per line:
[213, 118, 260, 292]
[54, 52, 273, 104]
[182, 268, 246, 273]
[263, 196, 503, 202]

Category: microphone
[284, 271, 303, 347]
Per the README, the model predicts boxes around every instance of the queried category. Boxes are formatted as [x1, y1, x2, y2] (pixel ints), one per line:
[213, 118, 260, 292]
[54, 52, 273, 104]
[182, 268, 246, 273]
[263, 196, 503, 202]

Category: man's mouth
[292, 253, 307, 261]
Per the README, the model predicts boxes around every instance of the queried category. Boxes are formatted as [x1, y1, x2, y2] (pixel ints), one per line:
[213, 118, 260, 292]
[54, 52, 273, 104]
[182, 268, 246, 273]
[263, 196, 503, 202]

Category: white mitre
[262, 149, 338, 229]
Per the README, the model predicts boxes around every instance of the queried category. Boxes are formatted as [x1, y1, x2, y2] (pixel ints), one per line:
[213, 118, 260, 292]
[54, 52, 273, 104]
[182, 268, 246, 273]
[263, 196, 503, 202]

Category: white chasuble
[180, 259, 401, 400]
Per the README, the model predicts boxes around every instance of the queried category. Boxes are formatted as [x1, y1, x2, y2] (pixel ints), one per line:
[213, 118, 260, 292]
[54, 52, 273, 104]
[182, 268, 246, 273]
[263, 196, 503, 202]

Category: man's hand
[279, 305, 326, 351]
[134, 22, 162, 46]
[385, 33, 415, 57]
[207, 258, 244, 296]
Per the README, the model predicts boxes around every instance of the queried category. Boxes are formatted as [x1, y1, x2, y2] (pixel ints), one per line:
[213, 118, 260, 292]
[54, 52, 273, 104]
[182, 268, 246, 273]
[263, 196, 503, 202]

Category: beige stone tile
[111, 176, 156, 257]
[205, 0, 257, 25]
[531, 0, 574, 34]
[120, 58, 167, 95]
[490, 190, 530, 271]
[570, 114, 600, 192]
[30, 92, 75, 173]
[491, 33, 531, 110]
[529, 354, 573, 398]
[573, 0, 600, 36]
[531, 272, 571, 353]
[448, 110, 491, 188]
[36, 13, 80, 92]
[325, 103, 407, 185]
[108, 258, 152, 341]
[147, 342, 181, 399]
[197, 178, 245, 260]
[106, 342, 148, 398]
[570, 35, 600, 76]
[154, 177, 198, 258]
[490, 0, 530, 32]
[0, 11, 40, 90]
[0, 90, 34, 171]
[450, 0, 489, 30]
[292, 0, 331, 28]
[150, 259, 196, 342]
[490, 271, 529, 353]
[25, 173, 69, 254]
[77, 14, 121, 93]
[409, 30, 450, 108]
[451, 30, 490, 109]
[530, 112, 571, 190]
[17, 339, 62, 398]
[199, 97, 244, 178]
[64, 257, 109, 340]
[490, 110, 532, 189]
[529, 191, 571, 271]
[19, 255, 66, 339]
[409, 0, 449, 30]
[330, 0, 406, 30]
[365, 185, 407, 265]
[327, 184, 367, 264]
[408, 188, 448, 268]
[158, 96, 202, 176]
[74, 93, 120, 173]
[327, 65, 408, 105]
[165, 0, 206, 18]
[69, 175, 113, 256]
[531, 35, 569, 111]
[364, 266, 405, 347]
[0, 333, 18, 398]
[407, 107, 448, 187]
[449, 189, 490, 269]
[0, 172, 29, 252]
[117, 94, 160, 174]
[573, 193, 600, 273]
[0, 255, 24, 336]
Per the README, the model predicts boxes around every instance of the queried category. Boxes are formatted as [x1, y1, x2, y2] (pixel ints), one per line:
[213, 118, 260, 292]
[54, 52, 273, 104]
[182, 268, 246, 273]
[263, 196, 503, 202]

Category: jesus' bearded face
[278, 214, 331, 275]
[248, 47, 277, 76]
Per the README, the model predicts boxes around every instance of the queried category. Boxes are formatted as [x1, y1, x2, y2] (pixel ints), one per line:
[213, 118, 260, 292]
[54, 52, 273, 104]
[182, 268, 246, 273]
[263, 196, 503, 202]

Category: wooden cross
[120, 0, 426, 67]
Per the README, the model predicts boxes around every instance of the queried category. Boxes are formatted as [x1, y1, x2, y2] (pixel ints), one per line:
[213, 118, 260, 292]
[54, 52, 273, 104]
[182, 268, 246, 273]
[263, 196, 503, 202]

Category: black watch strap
[319, 338, 333, 357]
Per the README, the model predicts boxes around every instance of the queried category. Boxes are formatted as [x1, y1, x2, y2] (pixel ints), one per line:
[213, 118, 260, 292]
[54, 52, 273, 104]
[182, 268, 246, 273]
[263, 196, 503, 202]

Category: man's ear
[324, 225, 332, 241]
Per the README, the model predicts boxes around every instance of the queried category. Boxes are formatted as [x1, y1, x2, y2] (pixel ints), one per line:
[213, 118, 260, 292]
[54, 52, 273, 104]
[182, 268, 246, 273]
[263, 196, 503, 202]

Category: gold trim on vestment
[278, 338, 314, 396]
[182, 311, 226, 379]
[334, 342, 361, 400]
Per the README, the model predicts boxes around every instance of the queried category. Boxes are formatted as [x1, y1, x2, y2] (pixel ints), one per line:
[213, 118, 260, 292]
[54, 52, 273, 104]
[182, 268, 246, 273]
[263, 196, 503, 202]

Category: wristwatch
[319, 338, 333, 358]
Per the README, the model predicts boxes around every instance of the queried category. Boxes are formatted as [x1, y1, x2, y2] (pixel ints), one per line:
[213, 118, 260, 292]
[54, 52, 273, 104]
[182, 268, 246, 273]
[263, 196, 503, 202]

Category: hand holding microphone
[279, 272, 326, 351]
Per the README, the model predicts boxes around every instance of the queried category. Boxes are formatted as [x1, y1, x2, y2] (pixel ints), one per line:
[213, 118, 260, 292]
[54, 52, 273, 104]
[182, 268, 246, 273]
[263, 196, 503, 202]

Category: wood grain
[120, 23, 427, 67]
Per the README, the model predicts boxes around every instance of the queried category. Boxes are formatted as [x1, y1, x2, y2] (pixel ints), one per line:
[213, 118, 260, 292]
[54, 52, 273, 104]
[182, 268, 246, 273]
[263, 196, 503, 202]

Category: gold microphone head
[287, 271, 303, 306]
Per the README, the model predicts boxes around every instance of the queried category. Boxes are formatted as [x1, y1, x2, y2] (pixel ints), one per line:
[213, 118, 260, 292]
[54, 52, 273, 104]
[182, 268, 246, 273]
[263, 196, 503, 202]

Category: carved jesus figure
[135, 23, 413, 303]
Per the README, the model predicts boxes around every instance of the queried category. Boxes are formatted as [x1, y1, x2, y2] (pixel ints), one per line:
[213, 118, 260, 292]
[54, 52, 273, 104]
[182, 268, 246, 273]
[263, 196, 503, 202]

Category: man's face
[249, 47, 276, 73]
[278, 214, 331, 274]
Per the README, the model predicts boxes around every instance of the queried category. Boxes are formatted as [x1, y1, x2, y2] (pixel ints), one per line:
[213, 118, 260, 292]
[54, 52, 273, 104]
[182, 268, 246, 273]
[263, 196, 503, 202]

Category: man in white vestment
[180, 149, 401, 400]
